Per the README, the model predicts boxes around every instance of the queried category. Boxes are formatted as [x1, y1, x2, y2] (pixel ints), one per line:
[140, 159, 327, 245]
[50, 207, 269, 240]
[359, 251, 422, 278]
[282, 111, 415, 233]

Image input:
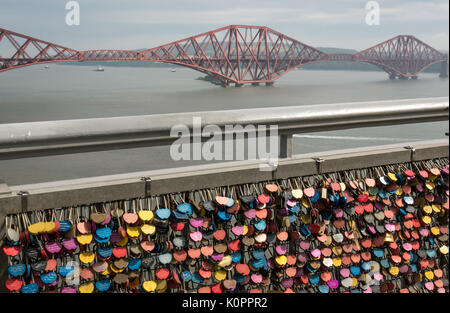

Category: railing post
[313, 157, 324, 174]
[0, 180, 11, 196]
[279, 133, 293, 159]
[141, 176, 152, 197]
[404, 145, 416, 163]
[17, 190, 29, 213]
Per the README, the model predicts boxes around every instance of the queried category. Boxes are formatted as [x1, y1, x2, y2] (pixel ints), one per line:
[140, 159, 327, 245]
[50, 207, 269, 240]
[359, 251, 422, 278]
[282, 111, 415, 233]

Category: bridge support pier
[389, 74, 396, 80]
[251, 82, 260, 86]
[439, 60, 448, 78]
[235, 83, 243, 88]
[265, 82, 274, 86]
[411, 76, 418, 80]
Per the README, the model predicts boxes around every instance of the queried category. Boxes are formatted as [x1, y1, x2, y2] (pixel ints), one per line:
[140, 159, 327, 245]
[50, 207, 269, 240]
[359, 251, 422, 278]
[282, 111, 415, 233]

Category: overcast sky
[0, 0, 448, 51]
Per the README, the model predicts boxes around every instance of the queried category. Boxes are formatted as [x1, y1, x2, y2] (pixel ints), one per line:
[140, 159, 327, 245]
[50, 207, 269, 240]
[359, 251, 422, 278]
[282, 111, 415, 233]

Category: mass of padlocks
[2, 159, 449, 293]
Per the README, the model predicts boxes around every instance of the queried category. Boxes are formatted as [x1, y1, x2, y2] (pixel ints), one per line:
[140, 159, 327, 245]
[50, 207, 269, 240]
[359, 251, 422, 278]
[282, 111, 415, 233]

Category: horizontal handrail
[0, 97, 448, 160]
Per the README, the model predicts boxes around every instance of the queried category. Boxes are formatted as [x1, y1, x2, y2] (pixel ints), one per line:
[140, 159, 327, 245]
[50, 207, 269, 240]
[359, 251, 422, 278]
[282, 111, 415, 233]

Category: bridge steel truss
[0, 25, 448, 84]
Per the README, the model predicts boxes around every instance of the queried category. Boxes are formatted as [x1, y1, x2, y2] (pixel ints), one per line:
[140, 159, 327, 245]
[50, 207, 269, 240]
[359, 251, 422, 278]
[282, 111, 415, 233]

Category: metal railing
[0, 97, 448, 160]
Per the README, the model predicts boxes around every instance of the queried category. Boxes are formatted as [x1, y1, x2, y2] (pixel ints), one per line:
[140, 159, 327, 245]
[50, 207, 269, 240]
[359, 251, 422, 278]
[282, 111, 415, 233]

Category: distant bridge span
[0, 25, 448, 85]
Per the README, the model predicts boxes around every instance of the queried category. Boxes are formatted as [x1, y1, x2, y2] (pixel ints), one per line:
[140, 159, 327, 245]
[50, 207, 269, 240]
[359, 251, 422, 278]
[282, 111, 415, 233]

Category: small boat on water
[95, 65, 104, 72]
[171, 68, 176, 72]
[44, 65, 49, 69]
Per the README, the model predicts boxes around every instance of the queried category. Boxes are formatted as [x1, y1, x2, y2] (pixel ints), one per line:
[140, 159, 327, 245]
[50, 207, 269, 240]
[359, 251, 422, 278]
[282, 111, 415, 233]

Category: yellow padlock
[424, 270, 434, 280]
[422, 205, 432, 214]
[218, 255, 232, 268]
[138, 210, 154, 222]
[142, 280, 157, 292]
[332, 258, 342, 267]
[79, 251, 95, 264]
[430, 226, 440, 236]
[79, 282, 95, 293]
[126, 226, 141, 238]
[275, 255, 287, 266]
[77, 234, 93, 245]
[387, 172, 397, 182]
[389, 266, 399, 276]
[28, 222, 45, 235]
[42, 221, 56, 233]
[421, 215, 431, 225]
[140, 224, 155, 235]
[432, 204, 441, 213]
[214, 270, 227, 281]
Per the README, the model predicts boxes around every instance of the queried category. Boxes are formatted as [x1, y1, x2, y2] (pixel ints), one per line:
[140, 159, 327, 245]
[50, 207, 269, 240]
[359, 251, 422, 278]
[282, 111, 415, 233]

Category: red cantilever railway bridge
[0, 25, 448, 86]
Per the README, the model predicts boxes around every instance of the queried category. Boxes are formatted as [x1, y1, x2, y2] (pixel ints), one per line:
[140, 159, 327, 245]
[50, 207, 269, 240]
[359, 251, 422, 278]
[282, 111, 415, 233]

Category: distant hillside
[316, 47, 359, 54]
[59, 46, 446, 73]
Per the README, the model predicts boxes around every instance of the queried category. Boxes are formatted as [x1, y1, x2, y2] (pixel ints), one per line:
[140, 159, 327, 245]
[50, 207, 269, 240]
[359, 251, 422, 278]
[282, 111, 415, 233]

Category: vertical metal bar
[235, 27, 241, 82]
[279, 134, 293, 159]
[272, 35, 283, 76]
[265, 28, 270, 80]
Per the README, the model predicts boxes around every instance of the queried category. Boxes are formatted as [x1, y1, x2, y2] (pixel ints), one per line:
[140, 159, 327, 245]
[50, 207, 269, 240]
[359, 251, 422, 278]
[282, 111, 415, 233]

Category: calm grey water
[0, 65, 448, 185]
